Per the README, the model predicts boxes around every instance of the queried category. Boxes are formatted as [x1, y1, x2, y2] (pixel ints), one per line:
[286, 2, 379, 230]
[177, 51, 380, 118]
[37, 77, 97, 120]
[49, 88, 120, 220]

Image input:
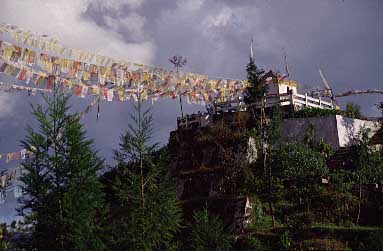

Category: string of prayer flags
[0, 169, 17, 188]
[0, 81, 49, 95]
[0, 175, 7, 188]
[0, 190, 6, 204]
[0, 35, 249, 104]
[0, 166, 24, 204]
[0, 51, 248, 105]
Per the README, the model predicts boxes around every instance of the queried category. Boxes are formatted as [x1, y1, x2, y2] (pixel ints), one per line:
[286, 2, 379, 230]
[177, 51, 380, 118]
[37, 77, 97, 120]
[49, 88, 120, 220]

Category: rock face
[168, 113, 254, 232]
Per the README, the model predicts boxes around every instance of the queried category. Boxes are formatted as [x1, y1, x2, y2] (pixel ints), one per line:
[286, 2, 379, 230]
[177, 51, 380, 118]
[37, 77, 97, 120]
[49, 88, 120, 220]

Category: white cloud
[204, 7, 235, 28]
[0, 0, 154, 64]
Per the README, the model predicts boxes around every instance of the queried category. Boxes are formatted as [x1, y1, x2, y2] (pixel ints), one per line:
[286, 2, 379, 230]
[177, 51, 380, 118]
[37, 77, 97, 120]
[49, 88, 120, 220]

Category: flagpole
[169, 55, 187, 118]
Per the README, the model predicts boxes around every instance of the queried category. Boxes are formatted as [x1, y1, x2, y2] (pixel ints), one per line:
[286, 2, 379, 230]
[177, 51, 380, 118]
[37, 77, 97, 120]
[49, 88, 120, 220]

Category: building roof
[278, 78, 298, 88]
[263, 70, 298, 87]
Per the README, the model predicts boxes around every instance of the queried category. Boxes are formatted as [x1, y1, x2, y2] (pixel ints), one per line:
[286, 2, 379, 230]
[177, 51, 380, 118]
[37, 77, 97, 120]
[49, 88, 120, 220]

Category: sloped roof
[263, 70, 298, 87]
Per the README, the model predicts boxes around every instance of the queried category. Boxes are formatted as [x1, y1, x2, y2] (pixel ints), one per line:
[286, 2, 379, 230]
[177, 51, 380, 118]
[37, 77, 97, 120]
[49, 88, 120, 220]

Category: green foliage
[304, 123, 315, 148]
[318, 138, 333, 158]
[366, 232, 383, 251]
[288, 104, 363, 119]
[274, 143, 328, 180]
[351, 127, 383, 224]
[278, 230, 291, 251]
[268, 106, 283, 148]
[288, 107, 339, 118]
[326, 170, 358, 223]
[110, 97, 181, 250]
[0, 224, 9, 251]
[242, 236, 267, 251]
[287, 212, 315, 231]
[19, 87, 105, 251]
[190, 208, 232, 251]
[251, 203, 274, 230]
[344, 103, 362, 119]
[273, 143, 328, 212]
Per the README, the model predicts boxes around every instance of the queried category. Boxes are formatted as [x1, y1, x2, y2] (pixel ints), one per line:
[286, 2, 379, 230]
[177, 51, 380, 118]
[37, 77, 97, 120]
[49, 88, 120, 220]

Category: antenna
[318, 66, 336, 108]
[283, 48, 290, 78]
[250, 37, 254, 62]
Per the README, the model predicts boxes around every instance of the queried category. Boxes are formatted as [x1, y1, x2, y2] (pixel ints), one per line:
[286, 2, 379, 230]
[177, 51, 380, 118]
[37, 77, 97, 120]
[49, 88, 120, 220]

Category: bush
[251, 203, 274, 230]
[287, 107, 339, 118]
[287, 104, 364, 120]
[366, 232, 383, 251]
[287, 212, 314, 232]
[278, 230, 291, 251]
[190, 208, 232, 251]
[344, 103, 362, 119]
[241, 236, 267, 251]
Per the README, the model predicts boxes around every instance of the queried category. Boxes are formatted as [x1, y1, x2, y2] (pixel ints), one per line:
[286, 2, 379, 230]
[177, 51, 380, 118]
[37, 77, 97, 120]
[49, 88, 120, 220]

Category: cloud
[151, 1, 285, 78]
[104, 13, 146, 42]
[92, 0, 144, 11]
[204, 7, 237, 28]
[0, 93, 15, 119]
[0, 0, 155, 64]
[176, 0, 205, 11]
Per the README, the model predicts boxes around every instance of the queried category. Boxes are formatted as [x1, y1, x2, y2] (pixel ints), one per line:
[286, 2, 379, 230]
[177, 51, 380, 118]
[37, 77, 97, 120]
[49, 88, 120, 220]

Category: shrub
[278, 230, 291, 251]
[190, 208, 232, 251]
[287, 212, 314, 232]
[238, 236, 268, 251]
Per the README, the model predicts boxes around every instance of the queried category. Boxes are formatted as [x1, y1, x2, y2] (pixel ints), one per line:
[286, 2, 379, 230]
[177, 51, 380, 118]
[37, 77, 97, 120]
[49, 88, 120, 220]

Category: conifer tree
[110, 93, 181, 250]
[244, 56, 267, 104]
[19, 86, 105, 251]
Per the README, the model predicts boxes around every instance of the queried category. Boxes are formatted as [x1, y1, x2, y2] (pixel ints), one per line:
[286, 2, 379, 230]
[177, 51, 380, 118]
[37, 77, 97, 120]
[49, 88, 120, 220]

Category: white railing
[291, 93, 333, 109]
[177, 92, 333, 129]
[249, 93, 333, 110]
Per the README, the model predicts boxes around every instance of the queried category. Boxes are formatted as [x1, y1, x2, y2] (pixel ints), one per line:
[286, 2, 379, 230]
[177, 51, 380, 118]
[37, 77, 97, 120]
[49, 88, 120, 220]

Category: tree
[351, 128, 382, 224]
[19, 86, 105, 251]
[344, 103, 362, 119]
[273, 143, 328, 213]
[110, 94, 181, 250]
[190, 208, 232, 251]
[244, 57, 267, 105]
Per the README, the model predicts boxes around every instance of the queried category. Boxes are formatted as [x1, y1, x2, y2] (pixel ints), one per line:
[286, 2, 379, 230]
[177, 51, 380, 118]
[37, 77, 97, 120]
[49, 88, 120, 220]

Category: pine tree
[19, 86, 105, 251]
[110, 94, 181, 250]
[244, 57, 267, 105]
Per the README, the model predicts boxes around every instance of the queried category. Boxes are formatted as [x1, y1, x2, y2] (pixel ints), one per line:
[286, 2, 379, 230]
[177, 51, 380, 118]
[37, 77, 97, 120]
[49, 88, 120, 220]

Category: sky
[0, 0, 382, 222]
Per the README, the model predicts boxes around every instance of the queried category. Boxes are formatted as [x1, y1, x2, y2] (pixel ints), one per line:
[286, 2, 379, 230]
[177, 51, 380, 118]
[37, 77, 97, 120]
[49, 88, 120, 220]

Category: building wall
[282, 115, 339, 149]
[267, 83, 297, 96]
[282, 115, 379, 150]
[335, 115, 379, 147]
[278, 83, 297, 94]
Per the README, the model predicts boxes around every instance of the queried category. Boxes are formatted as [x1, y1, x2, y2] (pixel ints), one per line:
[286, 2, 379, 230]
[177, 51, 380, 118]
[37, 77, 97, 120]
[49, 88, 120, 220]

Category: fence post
[305, 93, 308, 107]
[319, 96, 322, 108]
[290, 93, 294, 108]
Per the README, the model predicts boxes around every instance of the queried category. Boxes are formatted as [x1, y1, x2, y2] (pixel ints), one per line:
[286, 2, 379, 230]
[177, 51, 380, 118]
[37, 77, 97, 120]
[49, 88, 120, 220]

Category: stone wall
[282, 115, 379, 150]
